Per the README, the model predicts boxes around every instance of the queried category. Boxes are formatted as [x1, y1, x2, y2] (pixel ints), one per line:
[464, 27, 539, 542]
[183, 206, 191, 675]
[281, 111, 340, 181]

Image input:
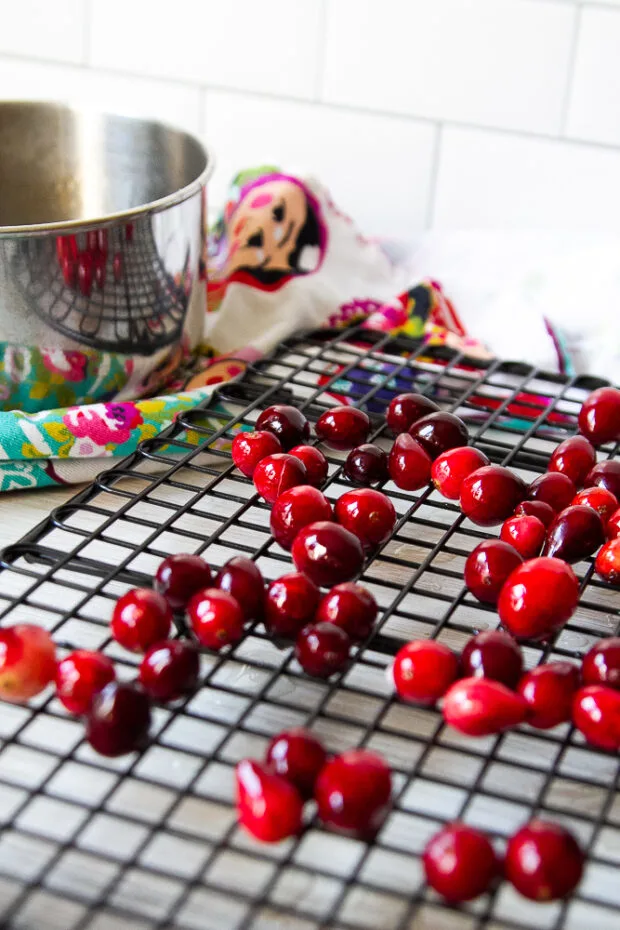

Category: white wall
[1, 0, 620, 242]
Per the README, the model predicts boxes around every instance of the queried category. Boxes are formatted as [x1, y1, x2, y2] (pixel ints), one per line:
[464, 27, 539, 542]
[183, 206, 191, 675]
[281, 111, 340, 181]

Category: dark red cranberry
[579, 386, 620, 446]
[77, 253, 93, 297]
[542, 504, 604, 564]
[86, 682, 151, 757]
[517, 661, 580, 729]
[549, 435, 596, 487]
[111, 588, 172, 653]
[528, 472, 576, 512]
[215, 556, 265, 621]
[187, 588, 245, 650]
[498, 557, 579, 641]
[112, 252, 123, 281]
[61, 255, 77, 287]
[265, 728, 327, 798]
[443, 677, 528, 736]
[86, 230, 100, 254]
[334, 488, 396, 551]
[315, 749, 391, 838]
[431, 446, 489, 500]
[388, 433, 432, 491]
[264, 572, 320, 638]
[289, 445, 328, 488]
[295, 622, 351, 678]
[408, 412, 469, 460]
[315, 406, 370, 451]
[139, 640, 200, 701]
[56, 234, 77, 262]
[97, 228, 108, 254]
[392, 640, 459, 704]
[55, 650, 115, 716]
[595, 538, 620, 585]
[464, 540, 523, 605]
[573, 486, 619, 528]
[154, 553, 213, 610]
[423, 824, 499, 902]
[500, 514, 546, 559]
[608, 507, 620, 540]
[344, 443, 389, 486]
[292, 521, 364, 586]
[461, 630, 523, 688]
[256, 405, 310, 450]
[460, 465, 527, 526]
[505, 820, 584, 901]
[573, 685, 620, 751]
[582, 638, 620, 690]
[236, 759, 303, 843]
[253, 453, 307, 504]
[315, 582, 378, 641]
[94, 257, 106, 290]
[125, 222, 134, 242]
[585, 460, 620, 500]
[231, 430, 282, 477]
[270, 485, 333, 550]
[513, 499, 555, 528]
[386, 393, 439, 435]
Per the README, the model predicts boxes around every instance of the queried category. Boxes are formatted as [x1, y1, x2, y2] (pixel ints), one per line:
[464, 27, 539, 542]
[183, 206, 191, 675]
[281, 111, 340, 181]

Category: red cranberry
[528, 472, 576, 512]
[464, 540, 523, 605]
[517, 662, 580, 729]
[56, 650, 115, 715]
[431, 446, 489, 500]
[442, 677, 528, 736]
[256, 405, 310, 450]
[513, 499, 555, 528]
[392, 640, 459, 704]
[292, 521, 364, 586]
[582, 638, 620, 689]
[315, 582, 378, 641]
[253, 453, 307, 504]
[295, 622, 351, 678]
[139, 640, 200, 702]
[498, 557, 579, 641]
[548, 435, 596, 488]
[500, 515, 546, 559]
[461, 631, 523, 688]
[585, 460, 620, 500]
[506, 820, 584, 901]
[386, 393, 439, 435]
[231, 430, 282, 477]
[606, 507, 620, 540]
[94, 257, 106, 290]
[235, 759, 303, 843]
[423, 824, 499, 902]
[334, 488, 396, 551]
[61, 255, 77, 287]
[573, 486, 618, 527]
[86, 230, 100, 254]
[86, 682, 151, 757]
[265, 727, 327, 798]
[315, 749, 391, 838]
[315, 406, 370, 451]
[154, 553, 213, 610]
[460, 465, 527, 526]
[77, 252, 93, 296]
[215, 556, 265, 621]
[270, 485, 333, 550]
[344, 443, 388, 486]
[408, 412, 469, 460]
[111, 589, 172, 653]
[578, 386, 620, 446]
[264, 572, 320, 638]
[388, 434, 432, 491]
[542, 504, 604, 564]
[187, 588, 244, 650]
[56, 234, 77, 261]
[289, 445, 328, 488]
[573, 685, 620, 751]
[112, 252, 123, 281]
[0, 625, 56, 704]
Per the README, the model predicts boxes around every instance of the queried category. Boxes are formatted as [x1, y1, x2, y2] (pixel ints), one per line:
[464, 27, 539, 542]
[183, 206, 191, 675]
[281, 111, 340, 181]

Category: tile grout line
[425, 123, 443, 230]
[559, 3, 584, 135]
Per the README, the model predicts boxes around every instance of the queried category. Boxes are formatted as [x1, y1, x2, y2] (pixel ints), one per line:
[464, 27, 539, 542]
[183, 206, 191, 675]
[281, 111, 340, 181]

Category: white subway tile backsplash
[0, 0, 85, 64]
[566, 8, 620, 146]
[322, 0, 575, 134]
[432, 126, 620, 230]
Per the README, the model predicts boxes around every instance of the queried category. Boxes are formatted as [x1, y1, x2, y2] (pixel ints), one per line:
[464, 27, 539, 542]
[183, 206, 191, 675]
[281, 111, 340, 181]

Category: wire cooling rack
[0, 325, 619, 930]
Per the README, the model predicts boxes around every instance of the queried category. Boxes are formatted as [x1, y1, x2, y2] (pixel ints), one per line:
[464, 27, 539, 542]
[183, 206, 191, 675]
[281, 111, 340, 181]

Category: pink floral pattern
[42, 350, 88, 383]
[62, 403, 144, 446]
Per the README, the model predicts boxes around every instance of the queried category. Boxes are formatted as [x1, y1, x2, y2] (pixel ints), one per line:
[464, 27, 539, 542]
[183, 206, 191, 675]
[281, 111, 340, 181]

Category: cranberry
[292, 521, 363, 586]
[388, 434, 432, 491]
[231, 430, 282, 477]
[513, 499, 556, 528]
[528, 472, 576, 513]
[578, 386, 620, 446]
[0, 625, 56, 704]
[585, 460, 620, 500]
[315, 582, 378, 641]
[460, 465, 527, 526]
[256, 405, 310, 450]
[573, 486, 619, 527]
[61, 255, 77, 287]
[264, 572, 320, 638]
[542, 504, 604, 564]
[506, 820, 584, 901]
[94, 257, 106, 290]
[517, 662, 580, 729]
[548, 435, 596, 488]
[187, 588, 245, 650]
[408, 412, 469, 460]
[154, 553, 213, 610]
[86, 230, 100, 254]
[56, 650, 115, 715]
[582, 638, 620, 689]
[595, 538, 620, 585]
[77, 252, 93, 297]
[498, 557, 580, 641]
[461, 630, 523, 688]
[139, 640, 200, 701]
[112, 252, 123, 281]
[265, 727, 327, 798]
[315, 406, 370, 451]
[125, 222, 134, 242]
[392, 640, 459, 704]
[253, 453, 307, 504]
[423, 824, 499, 902]
[315, 749, 392, 838]
[235, 759, 303, 843]
[270, 485, 333, 550]
[111, 589, 172, 653]
[215, 556, 265, 621]
[464, 540, 523, 605]
[573, 685, 620, 751]
[86, 682, 151, 757]
[56, 234, 78, 261]
[606, 507, 620, 540]
[386, 393, 439, 435]
[295, 622, 351, 678]
[289, 445, 328, 488]
[431, 446, 489, 500]
[344, 443, 388, 486]
[334, 488, 396, 551]
[500, 515, 546, 559]
[442, 677, 528, 736]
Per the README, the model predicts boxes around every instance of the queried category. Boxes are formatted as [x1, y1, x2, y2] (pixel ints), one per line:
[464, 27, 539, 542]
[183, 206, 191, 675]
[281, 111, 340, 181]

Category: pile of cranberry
[56, 224, 130, 296]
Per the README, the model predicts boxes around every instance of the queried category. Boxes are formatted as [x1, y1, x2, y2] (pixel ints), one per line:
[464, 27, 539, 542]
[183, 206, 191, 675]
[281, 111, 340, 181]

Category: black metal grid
[0, 324, 618, 930]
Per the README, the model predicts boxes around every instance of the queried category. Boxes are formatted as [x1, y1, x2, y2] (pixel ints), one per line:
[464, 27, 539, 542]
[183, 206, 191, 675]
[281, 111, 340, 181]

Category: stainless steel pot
[0, 101, 213, 356]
